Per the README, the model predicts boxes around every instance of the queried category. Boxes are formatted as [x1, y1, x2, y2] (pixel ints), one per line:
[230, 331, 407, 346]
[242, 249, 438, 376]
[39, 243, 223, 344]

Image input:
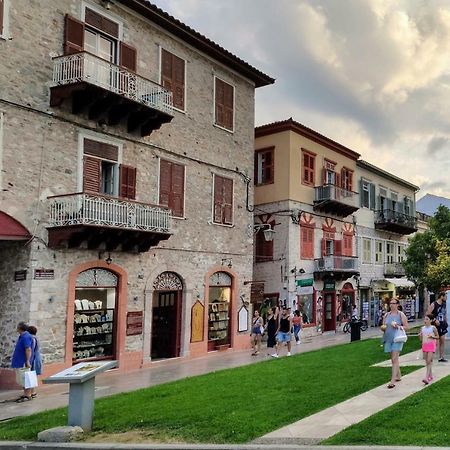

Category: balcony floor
[375, 222, 417, 235]
[47, 224, 171, 253]
[313, 199, 359, 217]
[314, 270, 359, 281]
[50, 82, 173, 137]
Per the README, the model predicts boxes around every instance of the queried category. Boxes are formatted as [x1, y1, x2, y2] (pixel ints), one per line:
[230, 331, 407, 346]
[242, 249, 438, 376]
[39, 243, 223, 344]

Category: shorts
[422, 342, 436, 353]
[437, 327, 448, 337]
[384, 341, 404, 353]
[276, 331, 291, 343]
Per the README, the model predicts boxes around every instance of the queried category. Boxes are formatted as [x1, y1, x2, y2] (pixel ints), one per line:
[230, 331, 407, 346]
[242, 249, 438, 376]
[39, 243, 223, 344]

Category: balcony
[314, 256, 359, 280]
[50, 52, 174, 137]
[384, 262, 406, 278]
[375, 209, 418, 235]
[313, 185, 359, 217]
[47, 193, 172, 252]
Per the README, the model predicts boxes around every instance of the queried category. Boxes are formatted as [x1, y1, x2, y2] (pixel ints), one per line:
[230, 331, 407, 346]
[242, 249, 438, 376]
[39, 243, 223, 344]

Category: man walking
[271, 307, 293, 357]
[426, 292, 448, 362]
[11, 322, 34, 402]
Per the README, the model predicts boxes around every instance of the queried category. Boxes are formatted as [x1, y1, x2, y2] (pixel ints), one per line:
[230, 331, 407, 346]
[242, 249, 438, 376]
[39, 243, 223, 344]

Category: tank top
[421, 325, 435, 344]
[292, 316, 301, 326]
[280, 317, 290, 333]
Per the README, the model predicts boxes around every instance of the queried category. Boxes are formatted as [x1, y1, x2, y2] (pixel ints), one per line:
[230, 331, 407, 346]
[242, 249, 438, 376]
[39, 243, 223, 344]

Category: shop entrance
[341, 282, 355, 322]
[323, 292, 336, 332]
[151, 272, 183, 360]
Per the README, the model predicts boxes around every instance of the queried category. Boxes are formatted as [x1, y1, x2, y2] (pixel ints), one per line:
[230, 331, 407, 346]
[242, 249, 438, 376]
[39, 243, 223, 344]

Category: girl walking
[250, 310, 264, 356]
[419, 314, 439, 385]
[292, 310, 302, 345]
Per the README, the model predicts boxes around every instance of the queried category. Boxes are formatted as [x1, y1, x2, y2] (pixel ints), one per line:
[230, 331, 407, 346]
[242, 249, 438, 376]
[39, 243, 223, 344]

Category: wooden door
[323, 292, 336, 332]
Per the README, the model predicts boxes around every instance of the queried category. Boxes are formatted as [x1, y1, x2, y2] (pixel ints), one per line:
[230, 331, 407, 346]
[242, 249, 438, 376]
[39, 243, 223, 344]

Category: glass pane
[84, 29, 97, 53]
[99, 35, 114, 62]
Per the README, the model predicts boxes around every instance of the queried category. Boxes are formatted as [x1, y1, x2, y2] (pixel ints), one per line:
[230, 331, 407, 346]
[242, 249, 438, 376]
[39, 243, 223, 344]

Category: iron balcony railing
[48, 193, 171, 234]
[384, 262, 406, 277]
[314, 184, 359, 207]
[375, 209, 418, 229]
[52, 51, 173, 115]
[314, 255, 359, 272]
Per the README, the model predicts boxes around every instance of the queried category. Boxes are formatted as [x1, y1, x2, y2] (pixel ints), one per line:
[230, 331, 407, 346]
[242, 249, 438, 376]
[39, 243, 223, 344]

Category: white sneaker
[287, 352, 291, 356]
[296, 341, 301, 345]
[271, 353, 279, 358]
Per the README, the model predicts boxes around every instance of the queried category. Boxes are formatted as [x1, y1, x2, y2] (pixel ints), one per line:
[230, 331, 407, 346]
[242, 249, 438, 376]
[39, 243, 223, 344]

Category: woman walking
[250, 310, 264, 356]
[265, 306, 279, 355]
[382, 298, 408, 388]
[28, 326, 42, 398]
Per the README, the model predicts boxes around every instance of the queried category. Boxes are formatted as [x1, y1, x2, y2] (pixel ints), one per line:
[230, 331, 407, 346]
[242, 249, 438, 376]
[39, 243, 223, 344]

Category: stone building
[0, 0, 274, 388]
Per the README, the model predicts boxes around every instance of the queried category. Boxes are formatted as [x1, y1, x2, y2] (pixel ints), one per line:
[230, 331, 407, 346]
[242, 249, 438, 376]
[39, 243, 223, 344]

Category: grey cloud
[427, 137, 449, 155]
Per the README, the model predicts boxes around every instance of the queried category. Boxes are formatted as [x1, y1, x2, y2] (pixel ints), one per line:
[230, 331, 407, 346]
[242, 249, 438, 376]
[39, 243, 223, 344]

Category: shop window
[298, 293, 315, 324]
[255, 147, 274, 185]
[302, 150, 315, 186]
[214, 77, 234, 131]
[73, 268, 118, 362]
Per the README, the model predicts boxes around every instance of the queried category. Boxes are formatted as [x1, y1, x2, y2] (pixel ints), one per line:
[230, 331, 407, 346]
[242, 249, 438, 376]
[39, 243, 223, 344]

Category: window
[342, 233, 353, 257]
[256, 221, 274, 262]
[360, 179, 375, 209]
[322, 160, 337, 186]
[386, 241, 395, 263]
[161, 49, 185, 111]
[375, 240, 383, 264]
[404, 197, 412, 216]
[322, 231, 339, 256]
[302, 150, 315, 186]
[213, 175, 233, 225]
[300, 226, 314, 259]
[362, 238, 372, 264]
[214, 77, 234, 131]
[255, 147, 274, 185]
[391, 192, 398, 212]
[341, 168, 353, 191]
[397, 244, 405, 262]
[159, 159, 185, 218]
[379, 187, 388, 211]
[82, 137, 136, 199]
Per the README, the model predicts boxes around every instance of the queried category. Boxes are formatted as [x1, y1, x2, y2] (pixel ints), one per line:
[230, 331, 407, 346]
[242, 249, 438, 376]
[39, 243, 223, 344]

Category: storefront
[322, 280, 336, 332]
[340, 282, 355, 322]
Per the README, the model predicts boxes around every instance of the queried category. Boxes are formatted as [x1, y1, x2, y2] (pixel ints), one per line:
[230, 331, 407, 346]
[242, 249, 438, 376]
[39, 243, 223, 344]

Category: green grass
[323, 372, 450, 446]
[0, 337, 421, 444]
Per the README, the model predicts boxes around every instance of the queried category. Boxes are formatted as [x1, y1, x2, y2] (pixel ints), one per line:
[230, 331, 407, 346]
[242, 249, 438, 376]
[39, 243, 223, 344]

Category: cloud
[427, 136, 450, 155]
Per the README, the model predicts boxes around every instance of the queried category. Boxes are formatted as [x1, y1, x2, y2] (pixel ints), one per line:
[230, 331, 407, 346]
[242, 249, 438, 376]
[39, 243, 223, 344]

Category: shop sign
[296, 278, 314, 287]
[14, 270, 27, 281]
[126, 311, 143, 336]
[324, 281, 335, 291]
[34, 269, 54, 280]
[191, 300, 204, 343]
[297, 285, 313, 295]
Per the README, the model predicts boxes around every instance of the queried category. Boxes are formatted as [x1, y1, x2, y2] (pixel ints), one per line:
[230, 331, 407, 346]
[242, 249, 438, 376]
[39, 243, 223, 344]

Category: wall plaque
[238, 306, 248, 332]
[126, 311, 143, 336]
[14, 270, 27, 281]
[190, 300, 204, 343]
[34, 269, 54, 280]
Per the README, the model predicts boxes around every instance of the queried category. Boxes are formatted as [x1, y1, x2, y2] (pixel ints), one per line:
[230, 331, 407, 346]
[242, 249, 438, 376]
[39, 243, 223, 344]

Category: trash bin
[350, 320, 361, 342]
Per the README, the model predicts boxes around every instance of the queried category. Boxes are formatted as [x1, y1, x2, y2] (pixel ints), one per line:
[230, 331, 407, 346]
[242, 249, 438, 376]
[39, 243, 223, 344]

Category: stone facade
[0, 0, 273, 387]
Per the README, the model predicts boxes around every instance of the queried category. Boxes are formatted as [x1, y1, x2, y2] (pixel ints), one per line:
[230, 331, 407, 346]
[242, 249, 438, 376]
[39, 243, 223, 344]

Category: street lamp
[254, 223, 275, 241]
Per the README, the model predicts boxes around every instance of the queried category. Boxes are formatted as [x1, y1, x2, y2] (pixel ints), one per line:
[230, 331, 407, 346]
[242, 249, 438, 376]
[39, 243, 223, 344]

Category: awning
[385, 278, 415, 288]
[0, 212, 31, 240]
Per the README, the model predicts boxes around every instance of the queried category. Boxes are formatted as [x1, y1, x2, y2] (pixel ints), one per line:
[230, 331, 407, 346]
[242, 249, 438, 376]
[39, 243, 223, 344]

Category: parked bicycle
[343, 318, 368, 333]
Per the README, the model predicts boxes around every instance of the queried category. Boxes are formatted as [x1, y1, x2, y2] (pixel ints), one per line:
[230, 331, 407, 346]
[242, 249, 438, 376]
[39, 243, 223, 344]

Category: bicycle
[343, 318, 368, 333]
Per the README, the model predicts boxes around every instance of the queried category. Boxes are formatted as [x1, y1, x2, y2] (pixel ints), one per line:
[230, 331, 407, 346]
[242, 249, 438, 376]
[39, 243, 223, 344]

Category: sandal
[422, 379, 429, 385]
[387, 383, 396, 389]
[31, 393, 37, 398]
[15, 396, 32, 403]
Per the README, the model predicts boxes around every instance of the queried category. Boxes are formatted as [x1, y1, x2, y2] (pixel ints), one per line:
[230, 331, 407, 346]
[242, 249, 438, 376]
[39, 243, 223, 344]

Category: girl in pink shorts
[419, 314, 439, 384]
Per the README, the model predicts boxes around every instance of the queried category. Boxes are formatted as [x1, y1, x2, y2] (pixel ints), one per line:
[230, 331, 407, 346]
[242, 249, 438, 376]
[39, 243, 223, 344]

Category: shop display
[208, 301, 229, 341]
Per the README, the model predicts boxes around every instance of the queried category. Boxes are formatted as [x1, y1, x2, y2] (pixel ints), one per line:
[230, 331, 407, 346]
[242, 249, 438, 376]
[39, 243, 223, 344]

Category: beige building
[254, 119, 360, 334]
[0, 0, 273, 388]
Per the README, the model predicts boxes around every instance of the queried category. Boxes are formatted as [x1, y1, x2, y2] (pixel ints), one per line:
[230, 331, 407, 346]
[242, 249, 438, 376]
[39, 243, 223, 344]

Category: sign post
[44, 360, 116, 431]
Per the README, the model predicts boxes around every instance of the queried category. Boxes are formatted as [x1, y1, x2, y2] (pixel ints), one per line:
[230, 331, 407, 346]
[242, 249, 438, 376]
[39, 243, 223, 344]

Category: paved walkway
[0, 325, 385, 421]
[256, 349, 450, 445]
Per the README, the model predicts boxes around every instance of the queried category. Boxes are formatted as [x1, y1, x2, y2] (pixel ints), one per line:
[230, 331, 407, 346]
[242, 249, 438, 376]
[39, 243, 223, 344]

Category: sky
[151, 0, 450, 199]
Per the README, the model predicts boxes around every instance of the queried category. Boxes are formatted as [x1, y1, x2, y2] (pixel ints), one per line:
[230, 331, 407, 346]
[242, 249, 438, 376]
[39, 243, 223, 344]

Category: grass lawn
[0, 337, 421, 444]
[323, 372, 450, 446]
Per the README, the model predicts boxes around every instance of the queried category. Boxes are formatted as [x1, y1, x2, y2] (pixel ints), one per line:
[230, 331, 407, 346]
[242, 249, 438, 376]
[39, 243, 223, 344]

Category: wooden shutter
[64, 14, 84, 55]
[159, 160, 171, 208]
[84, 138, 118, 161]
[161, 49, 173, 92]
[85, 7, 119, 38]
[215, 78, 225, 127]
[223, 178, 233, 224]
[322, 167, 327, 185]
[119, 165, 136, 199]
[0, 0, 4, 36]
[334, 240, 342, 256]
[223, 82, 234, 130]
[301, 227, 314, 259]
[369, 183, 376, 210]
[321, 238, 327, 257]
[213, 175, 223, 223]
[119, 42, 137, 72]
[173, 55, 185, 110]
[83, 157, 101, 193]
[171, 163, 185, 217]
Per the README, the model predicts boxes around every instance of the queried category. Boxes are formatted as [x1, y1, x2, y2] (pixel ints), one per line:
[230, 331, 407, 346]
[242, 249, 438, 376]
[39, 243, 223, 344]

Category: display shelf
[73, 332, 113, 339]
[73, 342, 113, 350]
[74, 320, 114, 326]
[74, 308, 115, 313]
[72, 355, 112, 363]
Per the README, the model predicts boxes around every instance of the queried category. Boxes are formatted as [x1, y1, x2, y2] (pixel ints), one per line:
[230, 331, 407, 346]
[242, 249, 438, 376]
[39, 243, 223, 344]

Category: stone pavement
[0, 324, 387, 421]
[256, 349, 450, 445]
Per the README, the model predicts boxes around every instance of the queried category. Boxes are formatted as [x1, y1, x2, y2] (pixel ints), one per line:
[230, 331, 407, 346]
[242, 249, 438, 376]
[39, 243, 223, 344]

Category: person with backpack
[426, 292, 448, 362]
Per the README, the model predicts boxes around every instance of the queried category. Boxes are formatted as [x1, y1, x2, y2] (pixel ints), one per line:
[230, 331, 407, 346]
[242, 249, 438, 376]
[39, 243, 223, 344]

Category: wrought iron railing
[314, 256, 358, 272]
[375, 209, 417, 229]
[384, 262, 406, 277]
[48, 193, 171, 233]
[52, 51, 173, 115]
[314, 184, 358, 207]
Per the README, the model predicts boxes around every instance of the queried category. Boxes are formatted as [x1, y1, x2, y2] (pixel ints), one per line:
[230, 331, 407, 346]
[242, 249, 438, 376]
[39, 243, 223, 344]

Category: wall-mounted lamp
[290, 266, 305, 275]
[221, 258, 233, 269]
[253, 223, 275, 241]
[105, 253, 113, 265]
[102, 0, 113, 10]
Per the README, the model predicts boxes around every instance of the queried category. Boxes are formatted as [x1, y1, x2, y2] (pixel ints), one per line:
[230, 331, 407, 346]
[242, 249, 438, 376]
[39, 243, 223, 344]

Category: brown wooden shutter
[215, 78, 225, 127]
[223, 178, 233, 224]
[172, 55, 185, 110]
[159, 160, 171, 208]
[321, 238, 326, 257]
[223, 82, 234, 130]
[334, 240, 342, 256]
[119, 165, 136, 200]
[85, 7, 119, 38]
[119, 42, 137, 72]
[83, 157, 101, 193]
[213, 176, 223, 223]
[84, 138, 118, 161]
[161, 49, 173, 92]
[322, 167, 327, 185]
[64, 14, 85, 55]
[0, 0, 4, 36]
[171, 163, 185, 217]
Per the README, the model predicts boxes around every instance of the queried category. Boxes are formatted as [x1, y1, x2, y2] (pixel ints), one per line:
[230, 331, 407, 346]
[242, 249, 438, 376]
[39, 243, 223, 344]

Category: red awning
[0, 212, 31, 240]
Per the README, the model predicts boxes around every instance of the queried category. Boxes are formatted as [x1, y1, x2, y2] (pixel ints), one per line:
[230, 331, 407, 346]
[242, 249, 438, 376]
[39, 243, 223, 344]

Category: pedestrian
[27, 326, 42, 398]
[11, 322, 34, 402]
[271, 307, 293, 358]
[419, 314, 439, 385]
[265, 306, 278, 355]
[292, 310, 302, 345]
[250, 310, 264, 356]
[382, 298, 409, 389]
[426, 292, 448, 362]
[351, 303, 359, 320]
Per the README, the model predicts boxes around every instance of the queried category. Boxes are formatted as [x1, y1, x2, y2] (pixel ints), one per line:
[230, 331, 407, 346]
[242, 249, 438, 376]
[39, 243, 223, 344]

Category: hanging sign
[296, 278, 313, 287]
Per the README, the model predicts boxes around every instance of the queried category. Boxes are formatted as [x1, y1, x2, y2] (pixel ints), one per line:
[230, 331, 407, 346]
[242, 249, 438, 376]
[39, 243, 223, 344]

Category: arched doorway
[151, 272, 183, 359]
[208, 271, 232, 351]
[341, 282, 355, 322]
[73, 268, 118, 362]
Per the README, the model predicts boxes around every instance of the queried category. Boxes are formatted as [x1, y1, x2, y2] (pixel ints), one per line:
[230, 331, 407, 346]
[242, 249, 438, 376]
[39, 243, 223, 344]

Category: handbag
[24, 370, 38, 389]
[393, 327, 408, 343]
[15, 368, 29, 387]
[260, 326, 265, 335]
